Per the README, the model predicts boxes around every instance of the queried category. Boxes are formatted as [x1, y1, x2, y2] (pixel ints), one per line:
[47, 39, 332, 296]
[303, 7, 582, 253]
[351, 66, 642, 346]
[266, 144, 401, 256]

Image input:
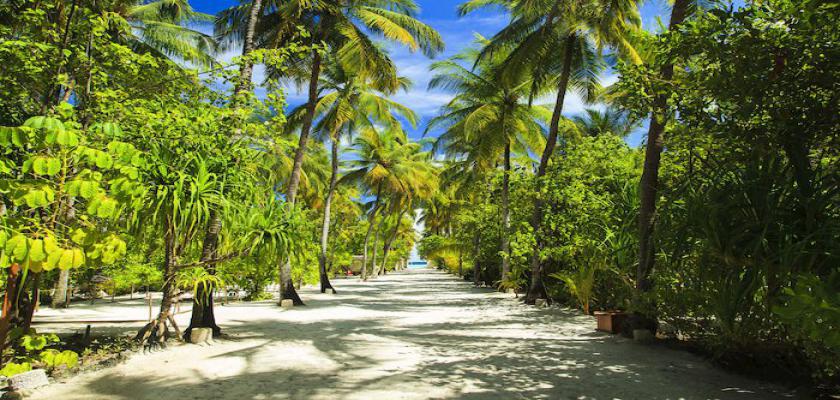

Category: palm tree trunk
[379, 207, 407, 276]
[318, 138, 339, 294]
[361, 183, 383, 281]
[233, 0, 263, 96]
[500, 142, 512, 288]
[285, 48, 323, 205]
[524, 34, 576, 305]
[635, 0, 690, 328]
[370, 223, 383, 278]
[279, 45, 323, 306]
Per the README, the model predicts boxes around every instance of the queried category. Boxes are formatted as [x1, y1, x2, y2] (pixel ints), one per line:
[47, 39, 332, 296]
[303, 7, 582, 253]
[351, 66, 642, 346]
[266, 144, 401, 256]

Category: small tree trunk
[0, 264, 22, 366]
[472, 234, 482, 287]
[52, 269, 70, 308]
[318, 139, 339, 294]
[524, 35, 576, 305]
[370, 225, 383, 278]
[279, 259, 305, 306]
[500, 142, 512, 288]
[136, 220, 180, 347]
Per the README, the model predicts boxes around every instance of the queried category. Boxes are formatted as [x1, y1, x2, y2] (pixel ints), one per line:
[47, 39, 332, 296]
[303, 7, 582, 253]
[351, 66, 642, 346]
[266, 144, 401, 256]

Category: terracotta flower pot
[594, 311, 627, 334]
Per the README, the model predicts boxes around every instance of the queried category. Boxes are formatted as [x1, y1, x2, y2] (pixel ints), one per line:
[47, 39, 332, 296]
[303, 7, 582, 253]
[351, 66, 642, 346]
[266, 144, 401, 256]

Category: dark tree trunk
[318, 139, 339, 294]
[634, 0, 690, 329]
[524, 35, 576, 305]
[0, 264, 22, 366]
[500, 142, 512, 288]
[184, 211, 223, 340]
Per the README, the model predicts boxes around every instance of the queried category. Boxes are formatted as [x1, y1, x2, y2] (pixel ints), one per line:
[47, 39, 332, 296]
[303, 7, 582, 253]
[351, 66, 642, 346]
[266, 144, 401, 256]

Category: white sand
[28, 269, 803, 399]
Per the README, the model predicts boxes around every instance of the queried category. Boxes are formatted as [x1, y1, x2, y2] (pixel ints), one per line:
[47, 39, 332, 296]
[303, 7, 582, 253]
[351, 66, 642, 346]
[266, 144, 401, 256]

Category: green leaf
[71, 229, 87, 245]
[5, 234, 28, 261]
[27, 238, 45, 262]
[0, 362, 32, 378]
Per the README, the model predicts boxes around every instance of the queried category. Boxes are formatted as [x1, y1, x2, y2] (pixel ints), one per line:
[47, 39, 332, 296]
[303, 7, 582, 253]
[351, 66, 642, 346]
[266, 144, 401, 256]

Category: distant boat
[407, 260, 427, 269]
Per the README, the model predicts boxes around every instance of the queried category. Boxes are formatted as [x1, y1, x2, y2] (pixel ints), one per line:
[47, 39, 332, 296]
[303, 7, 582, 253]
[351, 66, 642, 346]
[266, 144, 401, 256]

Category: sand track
[28, 269, 800, 399]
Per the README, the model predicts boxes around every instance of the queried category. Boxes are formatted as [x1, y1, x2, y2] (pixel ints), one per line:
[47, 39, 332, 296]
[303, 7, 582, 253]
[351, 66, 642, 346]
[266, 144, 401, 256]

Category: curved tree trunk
[360, 183, 383, 281]
[524, 35, 576, 305]
[279, 44, 324, 306]
[136, 220, 181, 348]
[635, 0, 690, 329]
[500, 142, 512, 289]
[318, 139, 339, 294]
[379, 207, 407, 276]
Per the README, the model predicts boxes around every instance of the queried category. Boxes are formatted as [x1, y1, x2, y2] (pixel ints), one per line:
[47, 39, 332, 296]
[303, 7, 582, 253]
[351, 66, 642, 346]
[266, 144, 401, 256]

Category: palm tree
[285, 59, 417, 292]
[344, 127, 437, 281]
[462, 0, 641, 304]
[427, 37, 547, 287]
[121, 0, 218, 66]
[572, 107, 638, 138]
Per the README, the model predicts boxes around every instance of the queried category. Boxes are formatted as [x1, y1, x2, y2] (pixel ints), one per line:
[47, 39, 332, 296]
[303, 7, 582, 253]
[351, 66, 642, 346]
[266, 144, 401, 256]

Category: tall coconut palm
[285, 59, 417, 292]
[427, 36, 547, 287]
[462, 0, 641, 304]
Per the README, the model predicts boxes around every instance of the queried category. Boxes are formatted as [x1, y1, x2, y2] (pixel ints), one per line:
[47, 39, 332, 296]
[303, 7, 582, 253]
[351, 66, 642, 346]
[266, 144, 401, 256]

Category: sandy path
[29, 269, 800, 400]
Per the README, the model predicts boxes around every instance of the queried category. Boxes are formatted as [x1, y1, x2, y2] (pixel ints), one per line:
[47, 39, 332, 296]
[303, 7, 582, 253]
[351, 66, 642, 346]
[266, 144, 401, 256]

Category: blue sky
[191, 0, 676, 147]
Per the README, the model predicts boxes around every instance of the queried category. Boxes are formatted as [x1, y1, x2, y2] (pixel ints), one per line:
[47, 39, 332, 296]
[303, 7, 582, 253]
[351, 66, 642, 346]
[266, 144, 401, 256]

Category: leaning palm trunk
[369, 224, 383, 278]
[318, 139, 339, 294]
[379, 207, 407, 276]
[279, 45, 324, 306]
[500, 142, 512, 288]
[524, 35, 576, 305]
[360, 184, 384, 281]
[635, 0, 690, 328]
[186, 0, 263, 336]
